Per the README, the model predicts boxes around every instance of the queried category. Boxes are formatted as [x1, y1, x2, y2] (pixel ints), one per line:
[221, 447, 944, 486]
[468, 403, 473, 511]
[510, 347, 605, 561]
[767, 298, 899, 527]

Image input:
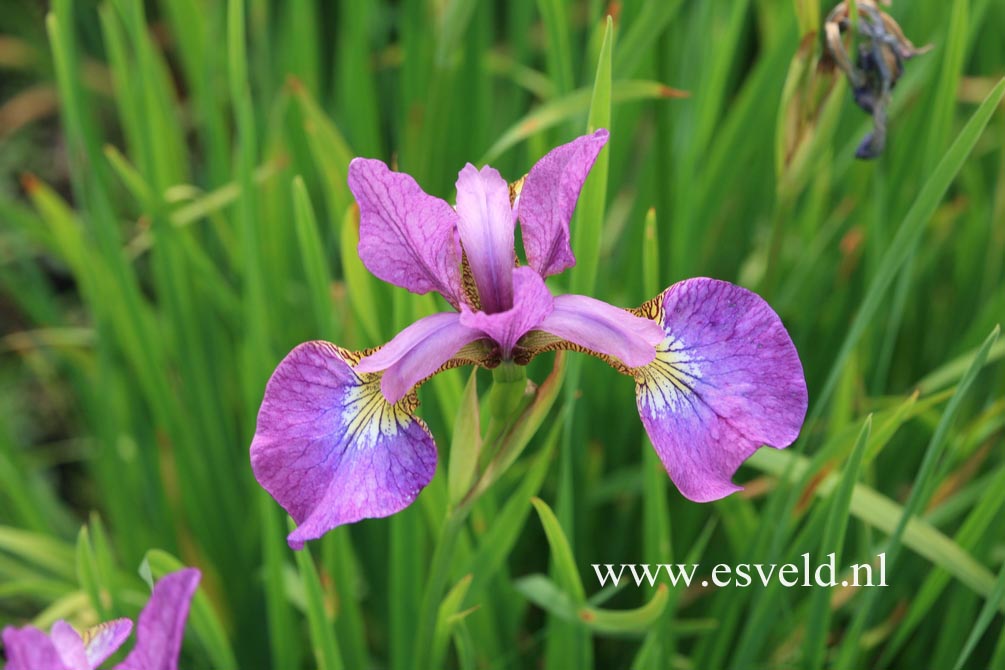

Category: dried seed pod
[823, 0, 932, 158]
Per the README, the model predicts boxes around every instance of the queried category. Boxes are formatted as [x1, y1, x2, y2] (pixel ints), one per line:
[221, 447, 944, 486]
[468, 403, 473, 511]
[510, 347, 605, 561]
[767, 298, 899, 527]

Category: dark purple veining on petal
[635, 278, 807, 501]
[517, 129, 608, 278]
[251, 342, 438, 547]
[349, 158, 464, 306]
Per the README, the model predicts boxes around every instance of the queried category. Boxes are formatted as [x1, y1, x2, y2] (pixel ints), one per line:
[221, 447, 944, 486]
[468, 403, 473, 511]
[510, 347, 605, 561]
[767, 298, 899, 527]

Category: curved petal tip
[517, 129, 609, 278]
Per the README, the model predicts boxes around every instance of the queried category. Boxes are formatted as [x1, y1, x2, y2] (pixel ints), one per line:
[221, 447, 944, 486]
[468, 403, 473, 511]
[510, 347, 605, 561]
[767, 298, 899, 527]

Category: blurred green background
[1, 0, 1003, 668]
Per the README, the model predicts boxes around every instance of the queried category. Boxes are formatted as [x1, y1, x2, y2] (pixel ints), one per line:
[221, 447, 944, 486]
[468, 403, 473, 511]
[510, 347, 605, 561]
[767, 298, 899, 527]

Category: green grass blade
[952, 560, 1005, 670]
[532, 496, 586, 603]
[833, 325, 1001, 670]
[291, 176, 336, 339]
[802, 416, 872, 670]
[292, 530, 344, 670]
[810, 78, 1005, 423]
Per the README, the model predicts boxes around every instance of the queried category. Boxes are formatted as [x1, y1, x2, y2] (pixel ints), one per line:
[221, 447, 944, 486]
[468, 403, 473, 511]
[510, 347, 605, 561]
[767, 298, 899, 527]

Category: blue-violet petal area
[251, 342, 438, 548]
[634, 278, 808, 502]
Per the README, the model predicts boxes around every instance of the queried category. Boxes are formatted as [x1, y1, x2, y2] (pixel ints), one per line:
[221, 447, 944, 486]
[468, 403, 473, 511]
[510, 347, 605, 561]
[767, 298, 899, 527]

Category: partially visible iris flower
[251, 130, 808, 549]
[1, 568, 200, 670]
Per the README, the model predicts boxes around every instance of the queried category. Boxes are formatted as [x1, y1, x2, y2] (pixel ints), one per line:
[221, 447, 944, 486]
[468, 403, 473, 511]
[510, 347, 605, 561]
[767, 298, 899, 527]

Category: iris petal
[1, 619, 132, 670]
[1, 625, 67, 670]
[251, 342, 438, 548]
[355, 313, 485, 405]
[517, 129, 608, 277]
[50, 622, 88, 669]
[459, 266, 554, 358]
[115, 569, 200, 670]
[455, 163, 516, 314]
[348, 158, 464, 307]
[634, 278, 808, 501]
[536, 294, 664, 368]
[82, 620, 133, 668]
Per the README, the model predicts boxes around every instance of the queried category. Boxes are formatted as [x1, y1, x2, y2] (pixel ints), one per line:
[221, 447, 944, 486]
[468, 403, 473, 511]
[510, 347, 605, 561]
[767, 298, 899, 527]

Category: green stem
[488, 361, 527, 421]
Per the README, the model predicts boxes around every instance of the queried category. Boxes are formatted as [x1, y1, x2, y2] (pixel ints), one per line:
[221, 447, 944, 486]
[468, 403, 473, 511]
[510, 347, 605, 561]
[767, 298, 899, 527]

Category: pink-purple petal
[517, 129, 609, 277]
[115, 569, 200, 670]
[459, 266, 554, 358]
[50, 621, 88, 669]
[455, 163, 516, 314]
[82, 619, 133, 668]
[1, 619, 132, 670]
[250, 342, 439, 548]
[537, 294, 664, 368]
[355, 313, 485, 405]
[635, 278, 808, 502]
[2, 625, 69, 670]
[348, 157, 464, 306]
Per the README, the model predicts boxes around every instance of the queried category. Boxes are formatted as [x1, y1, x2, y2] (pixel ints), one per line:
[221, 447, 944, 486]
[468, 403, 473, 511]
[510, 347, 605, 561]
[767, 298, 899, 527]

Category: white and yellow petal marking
[632, 278, 809, 503]
[634, 334, 704, 414]
[342, 371, 416, 450]
[81, 618, 132, 667]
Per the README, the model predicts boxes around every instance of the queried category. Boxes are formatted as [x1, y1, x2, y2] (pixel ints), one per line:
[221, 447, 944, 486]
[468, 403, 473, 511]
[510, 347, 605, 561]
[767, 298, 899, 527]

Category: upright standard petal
[535, 294, 664, 369]
[251, 342, 439, 548]
[355, 312, 485, 405]
[2, 625, 69, 670]
[459, 266, 554, 358]
[348, 158, 464, 306]
[82, 620, 133, 668]
[115, 569, 200, 670]
[517, 129, 609, 277]
[634, 278, 807, 502]
[455, 163, 516, 314]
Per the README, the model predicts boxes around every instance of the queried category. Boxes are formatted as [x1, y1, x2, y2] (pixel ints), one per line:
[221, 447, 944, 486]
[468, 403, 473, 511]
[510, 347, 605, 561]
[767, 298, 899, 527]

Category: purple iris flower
[2, 569, 200, 670]
[250, 129, 808, 549]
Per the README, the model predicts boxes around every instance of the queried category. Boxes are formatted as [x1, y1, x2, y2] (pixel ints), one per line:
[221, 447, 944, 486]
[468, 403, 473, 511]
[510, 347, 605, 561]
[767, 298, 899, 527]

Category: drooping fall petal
[251, 342, 438, 548]
[517, 129, 608, 277]
[348, 157, 464, 307]
[634, 278, 807, 501]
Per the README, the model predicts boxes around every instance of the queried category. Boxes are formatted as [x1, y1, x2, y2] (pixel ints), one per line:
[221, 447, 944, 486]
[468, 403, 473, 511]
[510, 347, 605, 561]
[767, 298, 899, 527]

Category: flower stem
[488, 361, 527, 422]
